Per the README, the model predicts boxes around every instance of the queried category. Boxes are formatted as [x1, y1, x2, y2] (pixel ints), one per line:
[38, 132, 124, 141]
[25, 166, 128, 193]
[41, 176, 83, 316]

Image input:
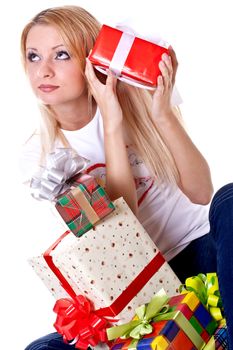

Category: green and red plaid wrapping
[55, 174, 115, 237]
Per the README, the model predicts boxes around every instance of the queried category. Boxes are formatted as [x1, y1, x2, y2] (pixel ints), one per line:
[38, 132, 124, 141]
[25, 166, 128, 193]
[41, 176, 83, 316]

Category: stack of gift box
[28, 23, 228, 348]
[28, 148, 228, 349]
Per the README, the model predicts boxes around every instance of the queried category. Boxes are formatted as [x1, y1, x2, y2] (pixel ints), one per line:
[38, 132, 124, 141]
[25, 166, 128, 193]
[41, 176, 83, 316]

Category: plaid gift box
[213, 325, 228, 349]
[29, 198, 181, 324]
[203, 323, 228, 350]
[55, 173, 115, 236]
[109, 292, 217, 350]
[89, 24, 168, 89]
[30, 148, 114, 237]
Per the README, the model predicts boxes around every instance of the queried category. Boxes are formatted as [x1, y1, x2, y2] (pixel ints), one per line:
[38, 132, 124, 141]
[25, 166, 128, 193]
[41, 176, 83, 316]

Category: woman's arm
[152, 50, 213, 204]
[85, 59, 138, 215]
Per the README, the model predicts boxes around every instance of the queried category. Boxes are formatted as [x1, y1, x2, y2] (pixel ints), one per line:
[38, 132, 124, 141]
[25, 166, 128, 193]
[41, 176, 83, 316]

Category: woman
[20, 5, 233, 349]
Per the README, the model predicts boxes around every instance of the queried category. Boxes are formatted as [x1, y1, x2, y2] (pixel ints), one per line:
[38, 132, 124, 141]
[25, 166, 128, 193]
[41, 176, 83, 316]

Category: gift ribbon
[179, 273, 224, 321]
[107, 289, 169, 340]
[109, 29, 135, 77]
[107, 290, 205, 350]
[44, 231, 110, 349]
[95, 251, 165, 318]
[153, 309, 207, 349]
[30, 148, 89, 201]
[58, 184, 100, 226]
[53, 295, 108, 349]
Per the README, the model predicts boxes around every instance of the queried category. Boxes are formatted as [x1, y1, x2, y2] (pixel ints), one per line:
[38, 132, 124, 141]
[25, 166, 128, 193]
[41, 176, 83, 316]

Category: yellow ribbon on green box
[179, 272, 223, 322]
[107, 289, 206, 350]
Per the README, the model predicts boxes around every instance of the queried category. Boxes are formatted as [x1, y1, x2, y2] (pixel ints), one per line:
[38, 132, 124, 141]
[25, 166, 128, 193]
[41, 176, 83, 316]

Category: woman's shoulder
[22, 129, 40, 146]
[18, 129, 41, 184]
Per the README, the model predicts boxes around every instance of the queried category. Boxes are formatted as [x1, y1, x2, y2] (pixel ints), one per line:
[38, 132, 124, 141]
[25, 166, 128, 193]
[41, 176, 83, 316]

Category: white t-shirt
[19, 109, 210, 261]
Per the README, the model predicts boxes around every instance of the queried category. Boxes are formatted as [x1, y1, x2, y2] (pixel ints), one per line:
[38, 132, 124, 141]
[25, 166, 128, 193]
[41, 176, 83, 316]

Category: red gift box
[89, 25, 169, 89]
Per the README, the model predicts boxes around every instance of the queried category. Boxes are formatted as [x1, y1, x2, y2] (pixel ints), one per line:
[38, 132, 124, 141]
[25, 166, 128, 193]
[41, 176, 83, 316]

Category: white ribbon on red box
[109, 29, 135, 77]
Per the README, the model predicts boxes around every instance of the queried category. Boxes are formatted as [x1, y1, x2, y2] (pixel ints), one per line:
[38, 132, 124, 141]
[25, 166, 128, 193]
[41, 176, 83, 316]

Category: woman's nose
[37, 61, 55, 78]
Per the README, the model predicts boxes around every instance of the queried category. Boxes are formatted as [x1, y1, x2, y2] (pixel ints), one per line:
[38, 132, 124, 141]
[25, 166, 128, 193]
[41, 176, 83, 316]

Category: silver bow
[30, 148, 90, 201]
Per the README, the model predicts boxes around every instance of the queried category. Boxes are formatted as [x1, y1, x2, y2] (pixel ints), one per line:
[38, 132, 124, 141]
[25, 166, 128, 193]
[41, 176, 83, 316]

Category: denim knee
[25, 338, 48, 350]
[209, 183, 233, 220]
[24, 332, 76, 350]
[24, 334, 54, 350]
[25, 340, 47, 350]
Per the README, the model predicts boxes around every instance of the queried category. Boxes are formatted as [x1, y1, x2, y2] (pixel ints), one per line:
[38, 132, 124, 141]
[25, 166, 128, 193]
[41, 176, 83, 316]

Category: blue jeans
[25, 183, 233, 350]
[170, 182, 233, 350]
[24, 332, 75, 349]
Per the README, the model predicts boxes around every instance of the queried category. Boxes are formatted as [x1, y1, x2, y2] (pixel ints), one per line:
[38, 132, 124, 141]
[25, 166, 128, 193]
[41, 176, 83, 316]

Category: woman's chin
[37, 96, 60, 106]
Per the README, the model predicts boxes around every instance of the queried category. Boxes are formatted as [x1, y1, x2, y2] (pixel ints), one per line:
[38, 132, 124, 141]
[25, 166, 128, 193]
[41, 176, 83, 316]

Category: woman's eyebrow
[26, 47, 38, 51]
[52, 44, 65, 50]
[26, 44, 65, 51]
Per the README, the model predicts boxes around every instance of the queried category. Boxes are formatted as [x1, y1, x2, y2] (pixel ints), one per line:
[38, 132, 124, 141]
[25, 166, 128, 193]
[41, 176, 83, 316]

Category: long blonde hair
[21, 5, 179, 183]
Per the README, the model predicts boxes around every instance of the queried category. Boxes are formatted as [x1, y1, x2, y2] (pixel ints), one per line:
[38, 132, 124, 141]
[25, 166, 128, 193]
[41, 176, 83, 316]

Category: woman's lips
[38, 84, 59, 92]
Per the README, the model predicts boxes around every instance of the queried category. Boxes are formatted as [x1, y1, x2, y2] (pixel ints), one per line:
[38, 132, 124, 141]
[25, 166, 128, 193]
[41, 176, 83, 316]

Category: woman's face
[25, 24, 87, 107]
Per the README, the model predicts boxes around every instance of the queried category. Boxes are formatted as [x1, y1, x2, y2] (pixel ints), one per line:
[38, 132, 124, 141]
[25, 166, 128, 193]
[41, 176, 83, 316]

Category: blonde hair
[21, 5, 179, 183]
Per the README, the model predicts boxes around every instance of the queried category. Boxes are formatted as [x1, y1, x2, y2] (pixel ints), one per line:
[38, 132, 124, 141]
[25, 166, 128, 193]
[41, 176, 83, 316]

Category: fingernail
[159, 60, 165, 67]
[162, 53, 169, 61]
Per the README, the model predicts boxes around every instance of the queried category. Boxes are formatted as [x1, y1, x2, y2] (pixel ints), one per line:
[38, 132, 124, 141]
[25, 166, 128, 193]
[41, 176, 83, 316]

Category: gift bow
[30, 148, 89, 201]
[180, 273, 223, 321]
[53, 295, 108, 349]
[107, 289, 169, 341]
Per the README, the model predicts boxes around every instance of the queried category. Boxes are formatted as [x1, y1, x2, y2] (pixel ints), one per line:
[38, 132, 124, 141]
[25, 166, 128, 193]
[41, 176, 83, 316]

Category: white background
[1, 0, 233, 349]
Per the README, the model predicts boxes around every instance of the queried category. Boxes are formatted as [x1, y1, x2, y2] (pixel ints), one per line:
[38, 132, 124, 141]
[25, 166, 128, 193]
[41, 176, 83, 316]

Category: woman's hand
[150, 48, 213, 204]
[168, 46, 178, 86]
[85, 58, 138, 214]
[85, 59, 123, 134]
[152, 47, 178, 121]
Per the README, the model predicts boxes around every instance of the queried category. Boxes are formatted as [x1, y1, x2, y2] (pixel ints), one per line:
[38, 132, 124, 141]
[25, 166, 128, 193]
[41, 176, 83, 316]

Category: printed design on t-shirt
[127, 148, 154, 206]
[86, 163, 106, 188]
[86, 146, 154, 206]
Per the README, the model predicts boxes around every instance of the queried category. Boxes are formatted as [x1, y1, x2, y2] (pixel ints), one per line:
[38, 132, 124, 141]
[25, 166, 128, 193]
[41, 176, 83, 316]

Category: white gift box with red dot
[29, 197, 180, 323]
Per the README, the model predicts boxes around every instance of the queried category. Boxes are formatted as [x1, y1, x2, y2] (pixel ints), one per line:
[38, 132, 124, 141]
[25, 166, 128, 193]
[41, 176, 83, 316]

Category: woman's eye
[55, 51, 70, 60]
[27, 52, 40, 62]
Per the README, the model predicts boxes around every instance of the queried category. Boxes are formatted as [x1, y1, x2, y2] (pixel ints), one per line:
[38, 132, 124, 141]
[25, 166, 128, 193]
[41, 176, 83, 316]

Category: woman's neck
[51, 99, 97, 131]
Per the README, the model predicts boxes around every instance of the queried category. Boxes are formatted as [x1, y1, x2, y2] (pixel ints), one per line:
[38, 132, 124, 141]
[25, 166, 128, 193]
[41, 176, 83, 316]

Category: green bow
[107, 289, 169, 341]
[179, 273, 223, 321]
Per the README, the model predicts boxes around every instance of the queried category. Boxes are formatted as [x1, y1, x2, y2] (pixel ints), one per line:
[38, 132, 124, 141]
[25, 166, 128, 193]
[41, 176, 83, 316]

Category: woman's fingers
[158, 53, 173, 91]
[85, 58, 118, 96]
[168, 46, 178, 86]
[162, 53, 173, 76]
[85, 58, 101, 91]
[156, 75, 164, 95]
[106, 69, 118, 93]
